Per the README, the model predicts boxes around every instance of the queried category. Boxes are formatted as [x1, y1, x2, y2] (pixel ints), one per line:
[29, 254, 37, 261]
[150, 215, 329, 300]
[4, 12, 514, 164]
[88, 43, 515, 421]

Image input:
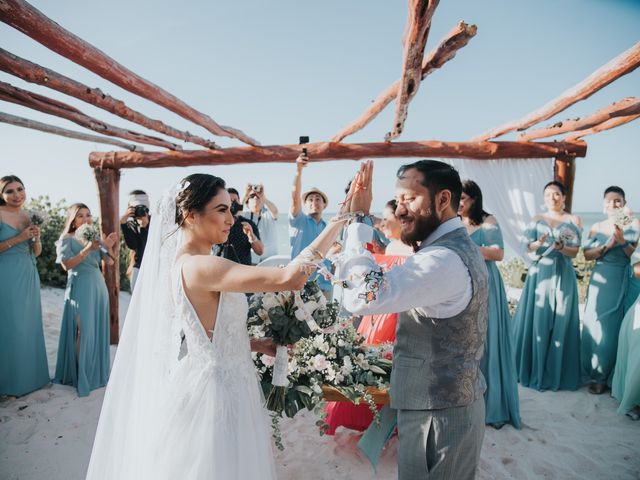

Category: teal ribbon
[357, 405, 397, 471]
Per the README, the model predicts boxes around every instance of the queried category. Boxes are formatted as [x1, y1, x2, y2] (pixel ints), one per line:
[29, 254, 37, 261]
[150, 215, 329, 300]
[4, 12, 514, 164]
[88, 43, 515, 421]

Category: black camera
[134, 205, 149, 218]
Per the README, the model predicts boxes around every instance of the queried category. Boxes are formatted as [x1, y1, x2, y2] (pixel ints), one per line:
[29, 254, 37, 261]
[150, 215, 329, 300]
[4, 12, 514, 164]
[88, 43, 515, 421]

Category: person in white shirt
[336, 160, 488, 480]
[241, 183, 279, 264]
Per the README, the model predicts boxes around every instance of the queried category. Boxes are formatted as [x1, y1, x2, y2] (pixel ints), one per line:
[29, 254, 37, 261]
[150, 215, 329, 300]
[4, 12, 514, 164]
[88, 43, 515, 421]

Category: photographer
[119, 190, 150, 291]
[240, 183, 278, 264]
[215, 188, 264, 265]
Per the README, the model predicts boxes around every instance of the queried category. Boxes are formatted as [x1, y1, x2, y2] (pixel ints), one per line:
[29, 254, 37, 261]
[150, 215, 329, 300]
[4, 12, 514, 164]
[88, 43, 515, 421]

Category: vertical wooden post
[94, 167, 121, 344]
[554, 155, 576, 213]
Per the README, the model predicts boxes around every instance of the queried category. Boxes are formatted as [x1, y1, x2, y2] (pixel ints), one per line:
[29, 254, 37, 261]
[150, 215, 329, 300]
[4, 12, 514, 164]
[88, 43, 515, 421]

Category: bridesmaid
[324, 200, 410, 435]
[513, 181, 582, 391]
[53, 203, 116, 397]
[459, 180, 521, 429]
[581, 186, 639, 394]
[611, 257, 640, 420]
[0, 175, 50, 396]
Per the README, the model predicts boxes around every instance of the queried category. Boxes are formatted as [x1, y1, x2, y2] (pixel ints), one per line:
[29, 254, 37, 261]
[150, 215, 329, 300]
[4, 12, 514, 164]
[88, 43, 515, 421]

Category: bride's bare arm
[183, 218, 347, 293]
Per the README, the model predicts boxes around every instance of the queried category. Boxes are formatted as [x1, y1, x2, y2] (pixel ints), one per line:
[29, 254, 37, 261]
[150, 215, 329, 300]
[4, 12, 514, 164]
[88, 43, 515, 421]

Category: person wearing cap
[289, 153, 332, 296]
[119, 189, 151, 291]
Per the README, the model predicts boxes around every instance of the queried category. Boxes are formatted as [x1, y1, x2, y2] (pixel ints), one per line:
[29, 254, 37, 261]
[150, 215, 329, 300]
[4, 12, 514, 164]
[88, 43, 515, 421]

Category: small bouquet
[75, 223, 113, 259]
[540, 225, 578, 257]
[27, 209, 48, 243]
[613, 207, 634, 229]
[247, 281, 339, 413]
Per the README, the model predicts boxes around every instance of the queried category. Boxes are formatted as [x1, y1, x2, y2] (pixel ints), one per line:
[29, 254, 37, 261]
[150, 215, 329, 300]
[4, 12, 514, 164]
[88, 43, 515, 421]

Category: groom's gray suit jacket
[390, 227, 488, 411]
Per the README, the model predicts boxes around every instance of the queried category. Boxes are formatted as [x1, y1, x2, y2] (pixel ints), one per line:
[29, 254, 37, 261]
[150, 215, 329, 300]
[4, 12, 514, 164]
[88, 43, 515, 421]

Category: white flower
[287, 358, 298, 374]
[312, 354, 327, 372]
[325, 365, 336, 382]
[312, 383, 323, 395]
[337, 339, 345, 347]
[313, 335, 326, 351]
[261, 354, 276, 367]
[316, 294, 327, 307]
[340, 357, 353, 376]
[294, 307, 310, 322]
[320, 342, 330, 354]
[262, 294, 281, 311]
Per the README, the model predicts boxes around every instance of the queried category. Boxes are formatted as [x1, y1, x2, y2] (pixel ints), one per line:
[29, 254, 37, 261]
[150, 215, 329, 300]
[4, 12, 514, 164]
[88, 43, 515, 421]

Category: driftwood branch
[0, 111, 140, 150]
[386, 0, 440, 141]
[0, 0, 258, 146]
[88, 140, 587, 170]
[332, 21, 476, 143]
[0, 48, 217, 149]
[564, 113, 640, 141]
[519, 97, 640, 141]
[0, 81, 181, 150]
[473, 41, 640, 141]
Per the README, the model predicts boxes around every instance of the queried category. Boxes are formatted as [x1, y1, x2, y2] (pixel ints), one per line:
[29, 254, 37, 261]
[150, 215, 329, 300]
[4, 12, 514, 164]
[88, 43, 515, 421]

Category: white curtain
[443, 158, 554, 259]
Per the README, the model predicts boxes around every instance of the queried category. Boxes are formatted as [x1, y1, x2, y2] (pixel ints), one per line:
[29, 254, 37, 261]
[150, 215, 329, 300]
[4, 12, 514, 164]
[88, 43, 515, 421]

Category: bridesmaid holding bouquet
[53, 203, 116, 397]
[0, 175, 49, 396]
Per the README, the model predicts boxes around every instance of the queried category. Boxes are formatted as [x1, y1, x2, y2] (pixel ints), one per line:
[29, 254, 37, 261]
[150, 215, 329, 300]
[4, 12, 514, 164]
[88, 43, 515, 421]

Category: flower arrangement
[28, 209, 49, 227]
[247, 281, 340, 413]
[75, 222, 101, 245]
[252, 320, 392, 449]
[613, 207, 634, 229]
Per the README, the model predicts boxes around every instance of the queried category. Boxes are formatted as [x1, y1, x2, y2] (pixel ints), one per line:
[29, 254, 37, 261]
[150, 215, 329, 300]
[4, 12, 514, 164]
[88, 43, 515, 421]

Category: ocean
[269, 211, 603, 259]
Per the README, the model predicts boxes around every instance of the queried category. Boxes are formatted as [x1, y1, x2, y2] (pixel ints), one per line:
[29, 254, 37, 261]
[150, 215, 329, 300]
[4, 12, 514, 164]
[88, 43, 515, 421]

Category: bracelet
[4, 239, 12, 250]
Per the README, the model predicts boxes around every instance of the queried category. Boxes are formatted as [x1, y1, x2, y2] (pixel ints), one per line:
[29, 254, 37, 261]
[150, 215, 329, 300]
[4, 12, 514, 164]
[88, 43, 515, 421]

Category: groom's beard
[400, 207, 441, 252]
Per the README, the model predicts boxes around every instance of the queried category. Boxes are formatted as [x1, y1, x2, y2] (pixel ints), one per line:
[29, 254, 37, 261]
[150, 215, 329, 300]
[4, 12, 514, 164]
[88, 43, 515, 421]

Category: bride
[86, 169, 354, 479]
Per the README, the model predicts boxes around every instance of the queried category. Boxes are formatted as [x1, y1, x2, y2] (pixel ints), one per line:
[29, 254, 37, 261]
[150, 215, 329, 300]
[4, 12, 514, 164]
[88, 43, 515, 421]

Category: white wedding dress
[86, 186, 276, 479]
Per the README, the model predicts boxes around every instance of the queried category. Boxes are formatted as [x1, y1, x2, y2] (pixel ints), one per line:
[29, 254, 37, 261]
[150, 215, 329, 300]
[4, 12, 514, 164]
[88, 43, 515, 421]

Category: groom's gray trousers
[397, 397, 485, 480]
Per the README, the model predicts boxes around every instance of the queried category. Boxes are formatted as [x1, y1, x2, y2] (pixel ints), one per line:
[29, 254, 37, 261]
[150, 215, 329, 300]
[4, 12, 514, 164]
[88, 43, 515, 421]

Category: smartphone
[299, 136, 309, 156]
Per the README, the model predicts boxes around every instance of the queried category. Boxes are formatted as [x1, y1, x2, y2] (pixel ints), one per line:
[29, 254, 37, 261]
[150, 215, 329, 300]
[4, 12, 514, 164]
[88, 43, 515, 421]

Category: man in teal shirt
[289, 153, 332, 296]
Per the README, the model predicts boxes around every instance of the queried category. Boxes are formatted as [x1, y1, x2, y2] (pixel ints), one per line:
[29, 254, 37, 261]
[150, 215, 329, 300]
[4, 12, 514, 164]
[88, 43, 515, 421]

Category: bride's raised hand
[349, 160, 373, 215]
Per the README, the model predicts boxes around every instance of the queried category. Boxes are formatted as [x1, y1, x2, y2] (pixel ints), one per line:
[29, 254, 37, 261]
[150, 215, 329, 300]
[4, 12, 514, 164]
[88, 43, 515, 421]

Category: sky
[1, 0, 638, 216]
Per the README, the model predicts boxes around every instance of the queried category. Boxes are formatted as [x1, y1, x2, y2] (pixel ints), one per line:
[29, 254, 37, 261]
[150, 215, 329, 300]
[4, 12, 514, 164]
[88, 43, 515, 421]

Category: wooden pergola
[1, 0, 638, 343]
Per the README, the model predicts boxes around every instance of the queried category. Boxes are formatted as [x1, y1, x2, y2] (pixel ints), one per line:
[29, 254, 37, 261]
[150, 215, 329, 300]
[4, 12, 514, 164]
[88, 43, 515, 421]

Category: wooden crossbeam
[332, 22, 476, 143]
[0, 48, 217, 149]
[473, 41, 640, 141]
[519, 97, 640, 141]
[0, 111, 141, 150]
[0, 0, 258, 146]
[88, 139, 587, 170]
[386, 0, 440, 141]
[564, 113, 640, 141]
[0, 81, 181, 150]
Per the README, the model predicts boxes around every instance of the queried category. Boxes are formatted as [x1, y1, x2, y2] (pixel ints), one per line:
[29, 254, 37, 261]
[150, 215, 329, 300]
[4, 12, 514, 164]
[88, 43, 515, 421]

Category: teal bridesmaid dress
[624, 250, 640, 313]
[581, 224, 640, 385]
[53, 236, 110, 397]
[513, 220, 582, 391]
[611, 296, 640, 415]
[470, 223, 521, 428]
[0, 220, 50, 396]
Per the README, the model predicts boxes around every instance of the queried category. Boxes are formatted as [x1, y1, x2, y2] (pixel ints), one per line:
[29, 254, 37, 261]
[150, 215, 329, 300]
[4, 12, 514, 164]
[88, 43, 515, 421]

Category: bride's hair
[175, 173, 226, 227]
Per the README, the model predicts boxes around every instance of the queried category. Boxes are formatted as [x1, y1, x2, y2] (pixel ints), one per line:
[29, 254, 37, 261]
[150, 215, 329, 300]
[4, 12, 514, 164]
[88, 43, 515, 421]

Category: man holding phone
[289, 147, 332, 297]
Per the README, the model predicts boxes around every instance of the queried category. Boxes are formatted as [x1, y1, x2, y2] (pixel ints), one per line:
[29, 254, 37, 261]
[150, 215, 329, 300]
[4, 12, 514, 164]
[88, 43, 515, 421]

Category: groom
[337, 160, 488, 479]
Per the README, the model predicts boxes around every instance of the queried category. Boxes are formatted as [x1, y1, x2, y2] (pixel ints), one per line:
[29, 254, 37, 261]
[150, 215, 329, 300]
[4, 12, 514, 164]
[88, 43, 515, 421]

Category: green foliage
[25, 195, 131, 291]
[498, 257, 528, 289]
[25, 196, 68, 288]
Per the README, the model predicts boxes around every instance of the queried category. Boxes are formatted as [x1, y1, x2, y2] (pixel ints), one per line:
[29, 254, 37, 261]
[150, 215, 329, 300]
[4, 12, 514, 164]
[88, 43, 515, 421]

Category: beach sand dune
[1, 287, 639, 479]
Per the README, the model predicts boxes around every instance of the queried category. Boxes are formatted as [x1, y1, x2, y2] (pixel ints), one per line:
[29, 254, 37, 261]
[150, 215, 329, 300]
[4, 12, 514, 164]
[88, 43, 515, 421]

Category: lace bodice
[171, 262, 256, 389]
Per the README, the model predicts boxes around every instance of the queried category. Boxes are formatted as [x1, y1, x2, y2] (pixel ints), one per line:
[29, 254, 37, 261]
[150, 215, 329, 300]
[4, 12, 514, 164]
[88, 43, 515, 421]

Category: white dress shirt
[335, 217, 472, 318]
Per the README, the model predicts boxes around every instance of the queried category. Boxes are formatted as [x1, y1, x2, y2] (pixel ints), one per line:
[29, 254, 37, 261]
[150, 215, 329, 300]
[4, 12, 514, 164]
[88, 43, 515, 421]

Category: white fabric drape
[443, 158, 554, 259]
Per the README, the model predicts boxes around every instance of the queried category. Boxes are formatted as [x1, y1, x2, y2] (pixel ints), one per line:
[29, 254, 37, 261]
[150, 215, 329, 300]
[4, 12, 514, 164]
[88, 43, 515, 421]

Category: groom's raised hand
[349, 161, 373, 215]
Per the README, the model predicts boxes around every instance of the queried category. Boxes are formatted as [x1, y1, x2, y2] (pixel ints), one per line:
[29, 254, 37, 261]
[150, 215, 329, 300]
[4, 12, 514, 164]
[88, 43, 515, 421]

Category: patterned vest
[390, 227, 488, 410]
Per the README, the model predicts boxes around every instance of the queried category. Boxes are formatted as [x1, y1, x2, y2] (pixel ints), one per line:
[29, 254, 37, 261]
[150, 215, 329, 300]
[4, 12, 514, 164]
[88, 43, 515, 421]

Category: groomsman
[336, 160, 488, 480]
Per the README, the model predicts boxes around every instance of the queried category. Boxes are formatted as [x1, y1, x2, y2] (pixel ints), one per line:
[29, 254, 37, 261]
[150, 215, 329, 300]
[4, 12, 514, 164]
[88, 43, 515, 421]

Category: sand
[1, 287, 639, 480]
